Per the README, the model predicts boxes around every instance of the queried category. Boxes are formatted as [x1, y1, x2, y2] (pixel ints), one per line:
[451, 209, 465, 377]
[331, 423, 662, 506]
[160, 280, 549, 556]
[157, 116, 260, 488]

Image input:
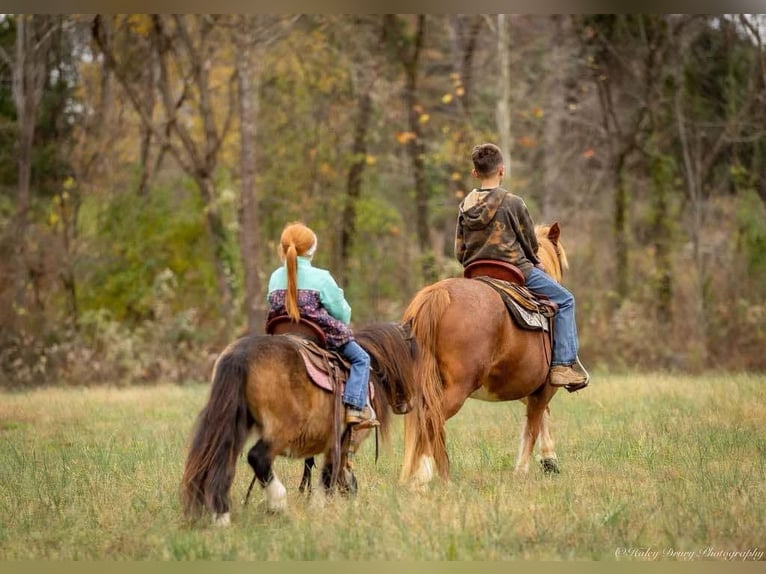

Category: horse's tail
[181, 344, 252, 521]
[400, 282, 450, 482]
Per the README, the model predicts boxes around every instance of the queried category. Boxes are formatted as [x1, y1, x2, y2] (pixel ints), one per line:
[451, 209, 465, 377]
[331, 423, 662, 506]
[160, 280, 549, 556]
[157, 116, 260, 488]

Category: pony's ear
[547, 221, 561, 245]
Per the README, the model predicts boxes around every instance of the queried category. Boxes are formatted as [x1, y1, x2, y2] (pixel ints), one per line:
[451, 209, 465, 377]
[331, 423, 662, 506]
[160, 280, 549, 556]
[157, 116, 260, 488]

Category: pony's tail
[400, 283, 450, 482]
[181, 346, 252, 521]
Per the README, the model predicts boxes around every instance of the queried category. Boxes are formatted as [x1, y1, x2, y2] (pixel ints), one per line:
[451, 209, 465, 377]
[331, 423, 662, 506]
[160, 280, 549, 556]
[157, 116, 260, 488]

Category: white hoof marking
[413, 455, 435, 485]
[266, 478, 287, 512]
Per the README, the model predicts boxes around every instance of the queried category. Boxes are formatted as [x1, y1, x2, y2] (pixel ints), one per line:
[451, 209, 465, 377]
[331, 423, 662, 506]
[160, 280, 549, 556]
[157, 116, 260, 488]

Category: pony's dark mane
[354, 322, 416, 439]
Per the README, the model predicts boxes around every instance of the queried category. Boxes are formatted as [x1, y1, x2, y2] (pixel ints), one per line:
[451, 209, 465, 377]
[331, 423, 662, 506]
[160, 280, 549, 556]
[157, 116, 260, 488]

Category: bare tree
[233, 15, 295, 334]
[384, 15, 433, 282]
[496, 14, 512, 177]
[93, 14, 237, 318]
[669, 14, 764, 341]
[578, 15, 669, 302]
[0, 15, 58, 319]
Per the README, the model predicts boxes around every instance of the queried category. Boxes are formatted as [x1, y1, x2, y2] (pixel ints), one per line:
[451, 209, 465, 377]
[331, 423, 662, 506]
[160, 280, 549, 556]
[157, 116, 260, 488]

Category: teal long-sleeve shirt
[266, 257, 352, 324]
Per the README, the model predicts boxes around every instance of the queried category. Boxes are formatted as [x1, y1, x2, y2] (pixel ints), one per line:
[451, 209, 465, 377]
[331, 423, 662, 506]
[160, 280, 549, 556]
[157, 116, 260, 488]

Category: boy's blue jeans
[525, 267, 579, 366]
[338, 340, 370, 410]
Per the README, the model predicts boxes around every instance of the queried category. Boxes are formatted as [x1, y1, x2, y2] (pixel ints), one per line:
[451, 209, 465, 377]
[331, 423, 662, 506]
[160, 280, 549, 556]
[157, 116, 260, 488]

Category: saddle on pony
[463, 259, 557, 332]
[265, 315, 374, 401]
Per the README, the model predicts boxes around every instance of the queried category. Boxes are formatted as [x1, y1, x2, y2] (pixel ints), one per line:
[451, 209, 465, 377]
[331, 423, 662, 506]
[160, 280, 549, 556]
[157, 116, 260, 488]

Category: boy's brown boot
[549, 365, 588, 388]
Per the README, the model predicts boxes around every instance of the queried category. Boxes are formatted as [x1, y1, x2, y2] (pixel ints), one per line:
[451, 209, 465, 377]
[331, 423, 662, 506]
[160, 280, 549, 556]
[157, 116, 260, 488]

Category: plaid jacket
[267, 257, 354, 348]
[455, 187, 540, 277]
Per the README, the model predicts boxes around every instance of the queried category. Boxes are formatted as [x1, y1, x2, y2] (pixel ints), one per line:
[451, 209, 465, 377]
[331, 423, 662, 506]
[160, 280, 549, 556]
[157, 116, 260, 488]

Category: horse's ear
[547, 221, 560, 245]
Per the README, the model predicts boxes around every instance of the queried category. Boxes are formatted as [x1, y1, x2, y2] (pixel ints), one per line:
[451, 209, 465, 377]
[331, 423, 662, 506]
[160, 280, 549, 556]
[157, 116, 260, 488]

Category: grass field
[0, 373, 764, 561]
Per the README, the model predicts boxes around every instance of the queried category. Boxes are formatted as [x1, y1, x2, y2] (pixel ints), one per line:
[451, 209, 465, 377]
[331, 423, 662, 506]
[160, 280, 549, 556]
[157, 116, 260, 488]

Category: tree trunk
[338, 89, 373, 285]
[614, 152, 629, 301]
[237, 20, 266, 334]
[385, 15, 433, 282]
[650, 152, 674, 321]
[137, 46, 158, 197]
[541, 15, 569, 222]
[496, 14, 512, 177]
[10, 15, 54, 321]
[195, 173, 234, 316]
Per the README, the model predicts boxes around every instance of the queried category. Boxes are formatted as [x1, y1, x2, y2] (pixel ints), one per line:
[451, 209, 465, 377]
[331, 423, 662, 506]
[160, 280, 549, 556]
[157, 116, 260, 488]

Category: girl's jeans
[338, 339, 370, 409]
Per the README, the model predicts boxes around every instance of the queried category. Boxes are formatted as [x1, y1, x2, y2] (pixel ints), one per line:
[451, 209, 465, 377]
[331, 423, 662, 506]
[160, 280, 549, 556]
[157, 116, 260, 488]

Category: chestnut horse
[400, 223, 574, 485]
[181, 322, 416, 525]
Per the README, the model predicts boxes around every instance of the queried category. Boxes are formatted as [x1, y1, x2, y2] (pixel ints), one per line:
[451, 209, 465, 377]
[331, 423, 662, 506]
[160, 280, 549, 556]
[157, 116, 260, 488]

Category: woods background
[1, 14, 765, 388]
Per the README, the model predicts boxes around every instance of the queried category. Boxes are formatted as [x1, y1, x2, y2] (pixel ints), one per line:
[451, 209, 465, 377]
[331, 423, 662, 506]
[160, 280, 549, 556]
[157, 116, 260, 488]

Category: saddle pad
[475, 276, 552, 332]
[302, 356, 334, 392]
[286, 335, 374, 400]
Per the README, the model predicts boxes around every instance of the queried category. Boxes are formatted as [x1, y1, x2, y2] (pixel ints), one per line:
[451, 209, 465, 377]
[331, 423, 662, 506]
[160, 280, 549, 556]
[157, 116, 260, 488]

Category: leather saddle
[265, 316, 372, 399]
[266, 315, 328, 347]
[464, 259, 526, 286]
[463, 260, 558, 331]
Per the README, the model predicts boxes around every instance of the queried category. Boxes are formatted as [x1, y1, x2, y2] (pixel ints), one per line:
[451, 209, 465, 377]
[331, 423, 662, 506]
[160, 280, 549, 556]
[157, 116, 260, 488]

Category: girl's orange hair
[278, 222, 317, 322]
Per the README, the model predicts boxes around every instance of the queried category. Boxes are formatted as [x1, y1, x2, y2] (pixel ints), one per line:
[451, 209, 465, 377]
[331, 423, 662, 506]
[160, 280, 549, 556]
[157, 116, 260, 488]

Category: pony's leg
[299, 457, 315, 495]
[246, 439, 287, 513]
[515, 396, 548, 475]
[538, 406, 560, 474]
[319, 456, 357, 496]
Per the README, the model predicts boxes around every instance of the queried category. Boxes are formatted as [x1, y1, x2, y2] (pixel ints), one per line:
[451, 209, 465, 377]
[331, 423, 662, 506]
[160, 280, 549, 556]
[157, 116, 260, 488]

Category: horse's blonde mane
[535, 224, 568, 283]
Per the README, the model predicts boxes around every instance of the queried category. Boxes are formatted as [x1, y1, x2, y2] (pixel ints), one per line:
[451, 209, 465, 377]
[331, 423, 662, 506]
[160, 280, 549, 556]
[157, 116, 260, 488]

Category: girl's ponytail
[278, 222, 316, 323]
[284, 242, 300, 322]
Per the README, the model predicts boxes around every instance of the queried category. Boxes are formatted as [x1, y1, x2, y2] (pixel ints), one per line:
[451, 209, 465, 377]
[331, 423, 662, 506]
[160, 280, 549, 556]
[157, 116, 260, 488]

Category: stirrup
[565, 357, 590, 393]
[345, 405, 379, 428]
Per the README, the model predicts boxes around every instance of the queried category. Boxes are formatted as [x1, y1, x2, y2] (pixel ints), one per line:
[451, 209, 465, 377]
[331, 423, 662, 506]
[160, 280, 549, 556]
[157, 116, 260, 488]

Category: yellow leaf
[441, 93, 453, 104]
[365, 155, 377, 166]
[455, 86, 465, 97]
[127, 14, 153, 37]
[533, 107, 544, 118]
[451, 172, 462, 181]
[396, 131, 417, 145]
[419, 113, 430, 124]
[48, 212, 59, 227]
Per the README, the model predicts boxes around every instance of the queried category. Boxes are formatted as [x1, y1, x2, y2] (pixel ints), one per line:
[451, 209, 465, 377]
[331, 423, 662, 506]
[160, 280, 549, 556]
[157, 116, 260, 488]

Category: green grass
[1, 373, 764, 560]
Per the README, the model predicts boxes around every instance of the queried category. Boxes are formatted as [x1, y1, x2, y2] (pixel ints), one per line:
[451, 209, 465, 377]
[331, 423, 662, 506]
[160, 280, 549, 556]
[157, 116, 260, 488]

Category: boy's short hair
[472, 143, 504, 178]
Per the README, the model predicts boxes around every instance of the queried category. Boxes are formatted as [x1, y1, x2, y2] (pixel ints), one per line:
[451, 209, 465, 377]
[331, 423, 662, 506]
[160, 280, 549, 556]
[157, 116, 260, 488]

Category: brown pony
[181, 322, 416, 525]
[400, 223, 573, 484]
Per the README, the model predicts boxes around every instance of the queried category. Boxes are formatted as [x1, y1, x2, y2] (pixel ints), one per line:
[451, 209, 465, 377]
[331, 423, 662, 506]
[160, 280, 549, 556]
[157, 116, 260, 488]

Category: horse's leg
[402, 375, 469, 487]
[246, 439, 287, 512]
[515, 394, 549, 475]
[401, 411, 439, 486]
[538, 406, 560, 474]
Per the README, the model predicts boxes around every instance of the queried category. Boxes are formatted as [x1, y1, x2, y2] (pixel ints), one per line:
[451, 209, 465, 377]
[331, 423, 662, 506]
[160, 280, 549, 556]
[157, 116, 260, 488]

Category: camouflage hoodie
[454, 187, 540, 277]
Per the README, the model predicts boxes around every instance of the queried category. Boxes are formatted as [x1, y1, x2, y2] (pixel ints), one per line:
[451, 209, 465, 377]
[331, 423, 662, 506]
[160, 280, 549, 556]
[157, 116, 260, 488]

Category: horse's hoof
[540, 457, 560, 474]
[339, 472, 358, 496]
[212, 512, 231, 527]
